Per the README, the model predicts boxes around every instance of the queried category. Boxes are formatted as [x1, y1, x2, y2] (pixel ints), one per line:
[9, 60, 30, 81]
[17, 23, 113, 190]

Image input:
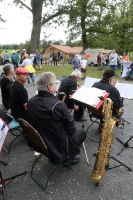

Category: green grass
[1, 49, 19, 56]
[35, 63, 122, 84]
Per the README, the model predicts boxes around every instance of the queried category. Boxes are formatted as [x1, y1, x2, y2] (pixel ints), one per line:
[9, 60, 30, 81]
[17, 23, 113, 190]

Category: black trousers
[74, 130, 87, 146]
[74, 104, 83, 120]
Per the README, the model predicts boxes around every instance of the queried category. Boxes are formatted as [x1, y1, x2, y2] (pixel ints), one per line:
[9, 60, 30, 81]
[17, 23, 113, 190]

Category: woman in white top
[80, 56, 87, 79]
[22, 54, 36, 86]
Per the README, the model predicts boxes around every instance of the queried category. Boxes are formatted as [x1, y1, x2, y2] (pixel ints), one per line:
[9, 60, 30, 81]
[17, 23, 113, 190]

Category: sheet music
[72, 86, 108, 108]
[0, 118, 9, 153]
[115, 83, 133, 99]
[84, 77, 100, 87]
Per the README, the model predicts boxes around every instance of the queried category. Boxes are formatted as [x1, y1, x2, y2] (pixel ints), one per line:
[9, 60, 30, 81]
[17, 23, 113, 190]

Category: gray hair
[3, 64, 12, 75]
[12, 50, 16, 53]
[36, 72, 56, 91]
[71, 70, 82, 78]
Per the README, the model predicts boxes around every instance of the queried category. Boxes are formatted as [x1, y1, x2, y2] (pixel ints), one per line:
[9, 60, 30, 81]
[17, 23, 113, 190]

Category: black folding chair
[18, 118, 72, 193]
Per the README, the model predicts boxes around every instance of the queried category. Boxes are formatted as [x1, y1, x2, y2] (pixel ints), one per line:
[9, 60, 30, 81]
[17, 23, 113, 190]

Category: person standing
[101, 52, 107, 72]
[11, 50, 19, 70]
[4, 51, 9, 64]
[109, 49, 119, 71]
[20, 49, 27, 64]
[30, 51, 36, 68]
[21, 54, 36, 86]
[80, 56, 87, 79]
[52, 53, 57, 66]
[36, 49, 41, 70]
[97, 52, 101, 70]
[9, 67, 29, 120]
[66, 54, 70, 64]
[72, 54, 80, 70]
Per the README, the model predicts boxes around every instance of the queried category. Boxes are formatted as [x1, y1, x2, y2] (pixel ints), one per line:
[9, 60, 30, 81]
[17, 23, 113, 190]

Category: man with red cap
[10, 67, 29, 120]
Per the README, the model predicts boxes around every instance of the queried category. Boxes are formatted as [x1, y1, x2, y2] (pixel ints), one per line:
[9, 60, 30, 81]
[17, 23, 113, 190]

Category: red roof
[44, 44, 83, 54]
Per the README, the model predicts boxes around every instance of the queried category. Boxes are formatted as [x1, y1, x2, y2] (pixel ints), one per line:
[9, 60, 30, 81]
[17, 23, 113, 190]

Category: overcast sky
[0, 1, 67, 45]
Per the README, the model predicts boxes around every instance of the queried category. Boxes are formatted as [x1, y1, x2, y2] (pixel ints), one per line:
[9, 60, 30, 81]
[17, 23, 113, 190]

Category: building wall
[44, 46, 67, 59]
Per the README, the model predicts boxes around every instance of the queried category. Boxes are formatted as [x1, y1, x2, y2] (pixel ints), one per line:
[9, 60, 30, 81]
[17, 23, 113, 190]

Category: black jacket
[27, 91, 80, 163]
[92, 78, 123, 110]
[58, 76, 77, 109]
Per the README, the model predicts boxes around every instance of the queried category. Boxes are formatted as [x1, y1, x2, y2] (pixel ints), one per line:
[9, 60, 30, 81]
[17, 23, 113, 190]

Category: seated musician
[26, 72, 86, 164]
[92, 69, 123, 130]
[126, 62, 133, 79]
[1, 64, 15, 110]
[9, 67, 29, 120]
[58, 70, 86, 121]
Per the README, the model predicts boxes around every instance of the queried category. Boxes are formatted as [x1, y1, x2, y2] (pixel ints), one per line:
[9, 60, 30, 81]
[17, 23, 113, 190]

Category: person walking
[11, 50, 19, 70]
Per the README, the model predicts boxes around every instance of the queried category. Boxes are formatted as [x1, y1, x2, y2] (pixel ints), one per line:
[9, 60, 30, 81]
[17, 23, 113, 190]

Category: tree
[67, 0, 120, 50]
[1, 0, 72, 52]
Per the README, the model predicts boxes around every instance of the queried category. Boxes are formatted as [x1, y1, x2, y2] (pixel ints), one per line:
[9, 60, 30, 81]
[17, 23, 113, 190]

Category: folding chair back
[86, 105, 103, 143]
[17, 118, 49, 157]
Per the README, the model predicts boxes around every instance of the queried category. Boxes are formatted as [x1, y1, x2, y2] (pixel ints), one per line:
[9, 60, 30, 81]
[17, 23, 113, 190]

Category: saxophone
[91, 98, 118, 184]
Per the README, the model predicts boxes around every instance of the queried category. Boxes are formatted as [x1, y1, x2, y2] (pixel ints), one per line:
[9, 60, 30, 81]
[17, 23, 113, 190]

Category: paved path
[0, 65, 133, 200]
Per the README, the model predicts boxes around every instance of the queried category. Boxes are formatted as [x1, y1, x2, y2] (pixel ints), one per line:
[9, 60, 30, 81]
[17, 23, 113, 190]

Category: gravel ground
[0, 66, 133, 200]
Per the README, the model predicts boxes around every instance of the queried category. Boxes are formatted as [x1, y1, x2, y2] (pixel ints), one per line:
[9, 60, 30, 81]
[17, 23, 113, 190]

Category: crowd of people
[0, 50, 124, 164]
[97, 49, 130, 73]
[0, 49, 42, 70]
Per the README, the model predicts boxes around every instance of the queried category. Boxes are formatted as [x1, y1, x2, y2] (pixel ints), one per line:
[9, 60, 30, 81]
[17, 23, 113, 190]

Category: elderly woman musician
[0, 64, 15, 110]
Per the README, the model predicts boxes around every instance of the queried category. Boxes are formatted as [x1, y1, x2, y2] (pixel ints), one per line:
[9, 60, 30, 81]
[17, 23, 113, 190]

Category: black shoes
[68, 156, 80, 164]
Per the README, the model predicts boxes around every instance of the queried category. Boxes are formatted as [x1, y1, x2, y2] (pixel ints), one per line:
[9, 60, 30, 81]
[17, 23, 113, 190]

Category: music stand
[0, 161, 27, 200]
[0, 119, 27, 200]
[118, 117, 130, 135]
[116, 135, 133, 155]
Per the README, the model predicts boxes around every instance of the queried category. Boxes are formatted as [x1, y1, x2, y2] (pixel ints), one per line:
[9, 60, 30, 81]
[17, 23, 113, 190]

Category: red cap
[16, 67, 29, 75]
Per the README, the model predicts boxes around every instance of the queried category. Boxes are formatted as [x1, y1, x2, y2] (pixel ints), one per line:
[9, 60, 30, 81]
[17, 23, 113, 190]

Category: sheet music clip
[98, 96, 104, 101]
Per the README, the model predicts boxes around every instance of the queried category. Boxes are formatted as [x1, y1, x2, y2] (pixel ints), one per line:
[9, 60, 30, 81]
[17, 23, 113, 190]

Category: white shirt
[30, 54, 35, 62]
[80, 59, 87, 68]
[22, 58, 33, 66]
[109, 53, 118, 65]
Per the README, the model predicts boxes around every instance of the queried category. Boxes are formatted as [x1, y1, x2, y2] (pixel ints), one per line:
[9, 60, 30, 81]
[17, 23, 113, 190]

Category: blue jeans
[110, 65, 117, 71]
[28, 73, 35, 84]
[13, 62, 18, 70]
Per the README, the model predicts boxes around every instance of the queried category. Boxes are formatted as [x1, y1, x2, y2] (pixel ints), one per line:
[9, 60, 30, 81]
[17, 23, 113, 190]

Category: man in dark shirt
[1, 64, 15, 110]
[58, 70, 85, 121]
[27, 72, 86, 164]
[92, 69, 123, 129]
[10, 67, 29, 120]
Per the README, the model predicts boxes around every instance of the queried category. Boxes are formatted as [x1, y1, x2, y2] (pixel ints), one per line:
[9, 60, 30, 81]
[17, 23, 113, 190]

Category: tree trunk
[30, 0, 43, 52]
[81, 16, 88, 51]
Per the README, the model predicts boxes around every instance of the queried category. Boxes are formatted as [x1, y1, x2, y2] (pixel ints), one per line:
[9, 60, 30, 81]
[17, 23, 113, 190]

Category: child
[80, 56, 87, 79]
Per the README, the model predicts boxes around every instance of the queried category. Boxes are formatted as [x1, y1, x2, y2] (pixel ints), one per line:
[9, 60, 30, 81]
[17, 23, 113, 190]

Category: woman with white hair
[21, 54, 36, 86]
[11, 50, 19, 70]
[58, 70, 86, 121]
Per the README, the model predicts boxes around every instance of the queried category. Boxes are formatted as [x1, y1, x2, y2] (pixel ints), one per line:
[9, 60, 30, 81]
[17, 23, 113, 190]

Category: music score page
[0, 118, 9, 153]
[71, 86, 108, 109]
[115, 83, 133, 99]
[84, 77, 100, 87]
